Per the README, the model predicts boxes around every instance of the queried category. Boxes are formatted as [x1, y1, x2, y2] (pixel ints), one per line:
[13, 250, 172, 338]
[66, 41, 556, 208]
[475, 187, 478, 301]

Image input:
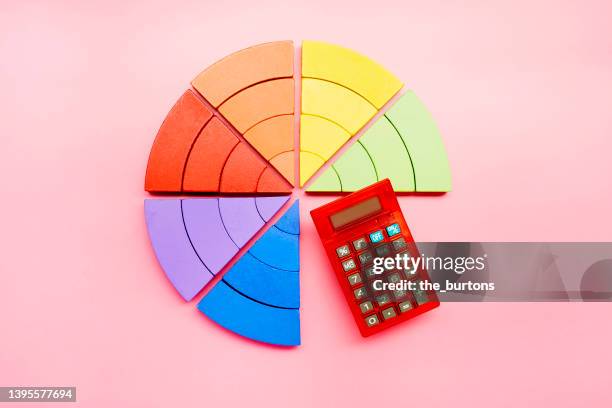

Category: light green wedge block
[385, 91, 451, 192]
[306, 91, 451, 193]
[308, 142, 377, 191]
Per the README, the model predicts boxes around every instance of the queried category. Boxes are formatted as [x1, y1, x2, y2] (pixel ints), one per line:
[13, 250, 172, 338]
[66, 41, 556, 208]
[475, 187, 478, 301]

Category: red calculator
[310, 179, 439, 337]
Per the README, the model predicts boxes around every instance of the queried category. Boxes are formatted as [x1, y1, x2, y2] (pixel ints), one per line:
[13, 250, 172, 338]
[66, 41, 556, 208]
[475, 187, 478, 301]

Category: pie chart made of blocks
[144, 40, 452, 347]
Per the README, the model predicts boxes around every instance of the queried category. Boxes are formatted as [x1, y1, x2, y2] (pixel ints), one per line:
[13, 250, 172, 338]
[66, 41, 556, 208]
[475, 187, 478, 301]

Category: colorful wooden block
[307, 92, 451, 192]
[302, 40, 402, 109]
[198, 281, 300, 346]
[145, 90, 212, 192]
[144, 197, 288, 301]
[146, 90, 291, 194]
[192, 41, 294, 107]
[144, 199, 213, 301]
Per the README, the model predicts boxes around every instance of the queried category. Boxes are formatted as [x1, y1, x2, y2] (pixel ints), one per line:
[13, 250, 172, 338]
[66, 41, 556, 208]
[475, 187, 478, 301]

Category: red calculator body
[310, 179, 439, 337]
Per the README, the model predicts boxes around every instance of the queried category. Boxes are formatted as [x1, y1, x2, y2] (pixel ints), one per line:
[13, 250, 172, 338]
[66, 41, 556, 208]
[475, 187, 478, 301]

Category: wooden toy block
[222, 201, 300, 309]
[218, 78, 294, 134]
[299, 78, 377, 186]
[198, 200, 301, 345]
[255, 196, 291, 221]
[307, 92, 451, 193]
[182, 117, 239, 192]
[218, 196, 289, 247]
[192, 41, 294, 107]
[145, 90, 212, 192]
[144, 199, 213, 301]
[198, 281, 300, 346]
[302, 40, 402, 109]
[255, 167, 292, 193]
[218, 143, 291, 194]
[299, 114, 350, 186]
[144, 197, 289, 301]
[249, 201, 299, 272]
[384, 91, 451, 192]
[243, 115, 295, 185]
[181, 199, 240, 275]
[223, 253, 300, 309]
[301, 78, 375, 134]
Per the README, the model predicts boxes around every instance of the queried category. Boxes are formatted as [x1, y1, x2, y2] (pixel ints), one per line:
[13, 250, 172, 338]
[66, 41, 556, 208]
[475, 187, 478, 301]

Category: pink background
[1, 0, 612, 406]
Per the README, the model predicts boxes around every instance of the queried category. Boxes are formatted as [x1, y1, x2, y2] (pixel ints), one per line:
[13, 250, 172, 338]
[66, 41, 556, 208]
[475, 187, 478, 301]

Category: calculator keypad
[333, 220, 437, 333]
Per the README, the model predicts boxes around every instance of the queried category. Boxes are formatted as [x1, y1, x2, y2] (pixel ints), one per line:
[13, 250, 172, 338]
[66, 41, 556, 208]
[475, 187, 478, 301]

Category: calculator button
[375, 244, 391, 257]
[393, 289, 408, 300]
[398, 301, 413, 313]
[359, 301, 374, 314]
[391, 238, 407, 251]
[336, 245, 350, 258]
[354, 287, 367, 300]
[382, 307, 397, 320]
[365, 314, 380, 327]
[358, 251, 373, 265]
[413, 289, 429, 305]
[347, 273, 362, 286]
[386, 223, 401, 237]
[387, 272, 401, 283]
[369, 230, 384, 243]
[375, 294, 391, 306]
[352, 237, 368, 251]
[364, 266, 376, 278]
[342, 258, 357, 272]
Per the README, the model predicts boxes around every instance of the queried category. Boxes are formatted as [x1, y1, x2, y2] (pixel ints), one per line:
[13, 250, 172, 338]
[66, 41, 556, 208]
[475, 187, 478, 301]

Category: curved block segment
[301, 78, 376, 135]
[274, 200, 299, 235]
[385, 92, 452, 192]
[219, 78, 294, 134]
[192, 41, 294, 107]
[243, 114, 295, 185]
[305, 162, 341, 192]
[223, 253, 300, 309]
[299, 115, 351, 186]
[311, 142, 377, 192]
[249, 201, 299, 271]
[359, 116, 416, 191]
[255, 196, 290, 221]
[219, 197, 290, 248]
[198, 281, 301, 346]
[144, 199, 212, 301]
[219, 197, 263, 247]
[181, 199, 238, 275]
[302, 40, 402, 109]
[145, 90, 213, 192]
[182, 117, 239, 192]
[243, 115, 294, 159]
[269, 151, 294, 185]
[256, 166, 292, 193]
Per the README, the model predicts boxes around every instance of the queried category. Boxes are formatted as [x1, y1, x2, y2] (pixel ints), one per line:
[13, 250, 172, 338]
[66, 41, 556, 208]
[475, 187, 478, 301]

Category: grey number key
[347, 273, 362, 286]
[365, 314, 380, 327]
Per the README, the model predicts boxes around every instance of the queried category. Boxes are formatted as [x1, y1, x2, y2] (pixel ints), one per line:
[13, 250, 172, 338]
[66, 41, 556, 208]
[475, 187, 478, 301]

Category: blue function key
[386, 223, 401, 237]
[369, 230, 384, 243]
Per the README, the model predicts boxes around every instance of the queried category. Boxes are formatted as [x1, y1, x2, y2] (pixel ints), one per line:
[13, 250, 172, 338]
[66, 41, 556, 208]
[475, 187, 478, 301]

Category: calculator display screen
[329, 196, 382, 230]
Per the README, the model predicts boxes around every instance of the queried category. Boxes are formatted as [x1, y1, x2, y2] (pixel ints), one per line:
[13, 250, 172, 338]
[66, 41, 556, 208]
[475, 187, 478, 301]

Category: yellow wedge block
[299, 115, 351, 186]
[302, 40, 403, 109]
[301, 78, 376, 134]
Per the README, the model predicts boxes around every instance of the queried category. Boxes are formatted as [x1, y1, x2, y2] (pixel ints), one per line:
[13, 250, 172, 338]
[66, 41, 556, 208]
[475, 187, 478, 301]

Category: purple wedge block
[181, 199, 239, 275]
[255, 196, 290, 221]
[144, 199, 213, 301]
